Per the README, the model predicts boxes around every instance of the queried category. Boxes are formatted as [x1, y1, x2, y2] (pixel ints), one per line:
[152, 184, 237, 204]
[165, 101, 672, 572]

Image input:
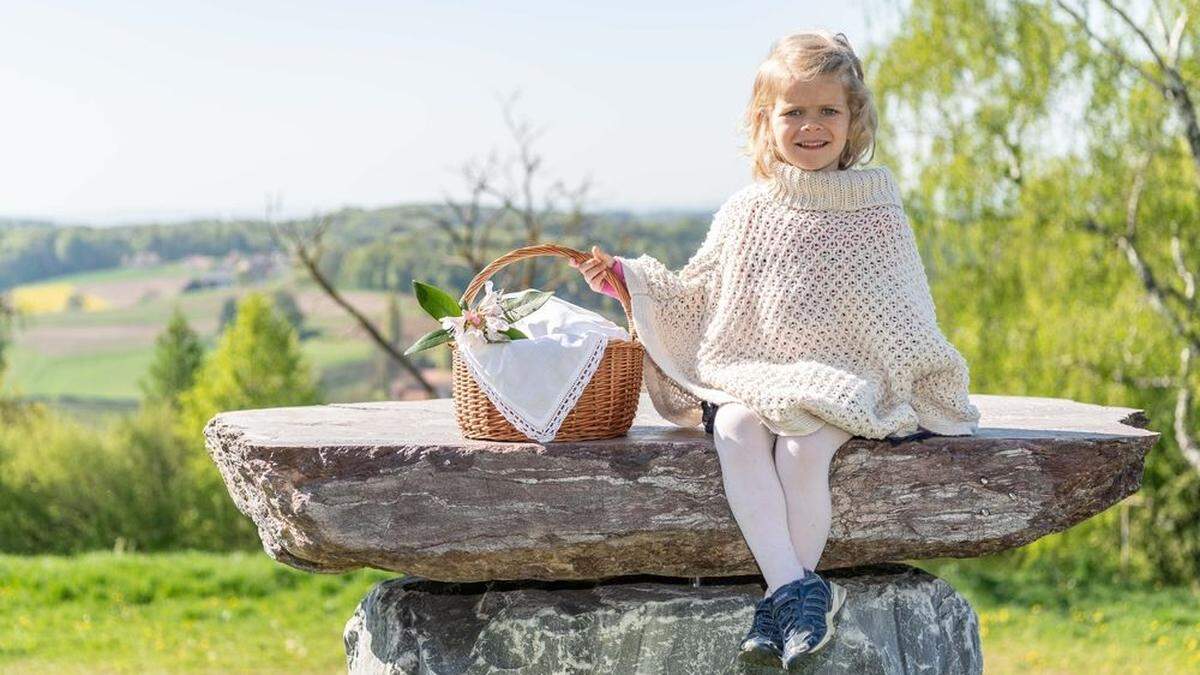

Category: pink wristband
[599, 258, 626, 299]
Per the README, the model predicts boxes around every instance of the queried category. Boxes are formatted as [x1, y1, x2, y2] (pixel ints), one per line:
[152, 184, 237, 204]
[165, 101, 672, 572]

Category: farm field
[3, 261, 441, 408]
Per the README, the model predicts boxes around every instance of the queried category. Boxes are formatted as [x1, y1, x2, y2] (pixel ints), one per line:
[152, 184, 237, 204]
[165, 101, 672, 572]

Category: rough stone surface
[205, 393, 1158, 580]
[343, 563, 982, 675]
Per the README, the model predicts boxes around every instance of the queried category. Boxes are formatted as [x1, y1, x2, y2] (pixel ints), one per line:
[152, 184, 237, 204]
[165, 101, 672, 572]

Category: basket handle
[459, 244, 637, 341]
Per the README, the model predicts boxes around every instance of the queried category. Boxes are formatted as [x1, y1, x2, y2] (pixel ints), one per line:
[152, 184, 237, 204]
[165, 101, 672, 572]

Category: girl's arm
[616, 191, 742, 306]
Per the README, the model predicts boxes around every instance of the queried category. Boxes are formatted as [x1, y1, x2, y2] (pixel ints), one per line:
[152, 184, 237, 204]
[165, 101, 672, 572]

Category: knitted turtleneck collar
[763, 157, 902, 211]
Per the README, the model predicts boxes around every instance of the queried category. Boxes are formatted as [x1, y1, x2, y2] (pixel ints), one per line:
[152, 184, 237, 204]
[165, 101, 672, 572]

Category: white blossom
[476, 280, 506, 316]
[442, 280, 511, 347]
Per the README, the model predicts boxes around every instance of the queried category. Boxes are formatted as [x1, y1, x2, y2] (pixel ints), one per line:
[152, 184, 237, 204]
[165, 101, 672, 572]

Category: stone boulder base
[343, 564, 981, 675]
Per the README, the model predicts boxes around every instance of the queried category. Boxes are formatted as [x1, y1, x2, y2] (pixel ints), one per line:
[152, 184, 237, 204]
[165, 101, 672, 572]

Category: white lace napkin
[455, 293, 631, 442]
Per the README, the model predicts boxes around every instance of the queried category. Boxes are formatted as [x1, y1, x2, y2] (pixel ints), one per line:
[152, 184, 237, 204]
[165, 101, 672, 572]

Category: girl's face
[769, 74, 850, 172]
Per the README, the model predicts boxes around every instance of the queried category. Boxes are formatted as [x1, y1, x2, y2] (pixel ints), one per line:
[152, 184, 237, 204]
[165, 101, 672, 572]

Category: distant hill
[0, 218, 58, 230]
[1, 202, 714, 292]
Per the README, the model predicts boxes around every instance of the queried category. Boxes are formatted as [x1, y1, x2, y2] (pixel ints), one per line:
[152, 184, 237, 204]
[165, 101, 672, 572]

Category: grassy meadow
[0, 552, 392, 674]
[921, 558, 1200, 674]
[0, 552, 1196, 674]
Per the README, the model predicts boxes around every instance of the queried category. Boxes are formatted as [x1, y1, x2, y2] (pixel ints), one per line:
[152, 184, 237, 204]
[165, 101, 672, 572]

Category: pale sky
[1, 1, 900, 225]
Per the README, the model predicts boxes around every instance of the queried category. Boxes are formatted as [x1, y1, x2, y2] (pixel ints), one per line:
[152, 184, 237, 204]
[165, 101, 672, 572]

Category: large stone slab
[343, 563, 982, 674]
[205, 393, 1158, 580]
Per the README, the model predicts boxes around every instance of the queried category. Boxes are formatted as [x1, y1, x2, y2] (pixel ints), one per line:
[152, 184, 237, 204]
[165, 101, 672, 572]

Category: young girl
[570, 30, 980, 670]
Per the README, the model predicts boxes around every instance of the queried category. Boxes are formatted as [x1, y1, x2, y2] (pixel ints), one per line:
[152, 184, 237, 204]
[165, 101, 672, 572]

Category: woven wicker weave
[448, 244, 644, 442]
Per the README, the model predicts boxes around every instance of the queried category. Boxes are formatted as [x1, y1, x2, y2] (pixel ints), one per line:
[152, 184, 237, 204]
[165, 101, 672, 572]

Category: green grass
[0, 551, 1195, 674]
[0, 551, 393, 674]
[6, 335, 378, 402]
[5, 344, 152, 401]
[300, 336, 376, 369]
[24, 262, 192, 287]
[915, 557, 1200, 674]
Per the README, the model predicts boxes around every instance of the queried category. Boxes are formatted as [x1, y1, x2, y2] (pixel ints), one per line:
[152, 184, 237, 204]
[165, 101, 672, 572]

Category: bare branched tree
[418, 89, 596, 290]
[264, 198, 439, 397]
[1055, 0, 1200, 472]
[422, 150, 509, 273]
[273, 90, 596, 399]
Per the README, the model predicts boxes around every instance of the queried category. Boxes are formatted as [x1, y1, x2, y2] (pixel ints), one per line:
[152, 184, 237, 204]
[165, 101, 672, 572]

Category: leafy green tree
[0, 295, 12, 382]
[140, 306, 205, 406]
[870, 0, 1200, 584]
[0, 398, 199, 553]
[180, 291, 320, 438]
[109, 404, 196, 551]
[218, 296, 238, 334]
[377, 294, 404, 395]
[271, 289, 310, 339]
[178, 292, 320, 546]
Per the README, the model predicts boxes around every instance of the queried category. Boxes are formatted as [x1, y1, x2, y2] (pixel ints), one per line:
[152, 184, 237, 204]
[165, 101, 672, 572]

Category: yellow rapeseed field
[11, 282, 109, 314]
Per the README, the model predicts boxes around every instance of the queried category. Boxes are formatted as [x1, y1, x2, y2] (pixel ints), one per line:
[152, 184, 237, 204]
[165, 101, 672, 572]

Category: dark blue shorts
[700, 400, 719, 435]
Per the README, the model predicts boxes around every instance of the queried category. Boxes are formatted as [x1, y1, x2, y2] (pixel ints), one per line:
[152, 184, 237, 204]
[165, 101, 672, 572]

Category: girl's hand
[568, 245, 616, 293]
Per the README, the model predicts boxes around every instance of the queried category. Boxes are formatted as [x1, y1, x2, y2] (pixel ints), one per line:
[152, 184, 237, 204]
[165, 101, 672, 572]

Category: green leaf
[403, 327, 453, 355]
[502, 327, 528, 340]
[499, 290, 554, 323]
[413, 281, 462, 320]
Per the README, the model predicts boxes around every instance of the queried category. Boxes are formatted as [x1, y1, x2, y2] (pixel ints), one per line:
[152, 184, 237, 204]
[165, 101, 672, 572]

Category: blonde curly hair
[741, 30, 878, 179]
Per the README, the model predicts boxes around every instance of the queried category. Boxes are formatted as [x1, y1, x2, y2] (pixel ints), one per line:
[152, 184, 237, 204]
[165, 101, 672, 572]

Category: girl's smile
[770, 74, 850, 172]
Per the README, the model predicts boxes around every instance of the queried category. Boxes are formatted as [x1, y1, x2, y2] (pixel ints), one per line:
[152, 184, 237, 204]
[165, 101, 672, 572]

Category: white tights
[711, 402, 852, 596]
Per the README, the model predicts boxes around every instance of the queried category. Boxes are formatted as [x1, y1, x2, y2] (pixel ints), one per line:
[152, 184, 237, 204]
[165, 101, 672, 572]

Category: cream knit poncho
[614, 159, 981, 440]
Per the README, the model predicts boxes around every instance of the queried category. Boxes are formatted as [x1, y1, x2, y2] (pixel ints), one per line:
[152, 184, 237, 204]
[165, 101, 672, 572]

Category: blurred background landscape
[1, 205, 645, 409]
[3, 0, 1200, 673]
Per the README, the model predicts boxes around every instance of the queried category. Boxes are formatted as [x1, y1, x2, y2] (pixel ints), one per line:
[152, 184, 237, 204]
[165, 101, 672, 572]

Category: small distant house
[123, 250, 163, 268]
[181, 271, 236, 293]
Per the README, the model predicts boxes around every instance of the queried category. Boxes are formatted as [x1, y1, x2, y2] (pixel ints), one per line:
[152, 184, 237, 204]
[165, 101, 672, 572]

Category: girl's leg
[773, 424, 852, 571]
[712, 402, 807, 595]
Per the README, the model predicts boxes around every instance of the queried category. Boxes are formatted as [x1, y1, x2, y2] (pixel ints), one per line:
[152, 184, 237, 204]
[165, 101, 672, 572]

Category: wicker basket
[448, 244, 644, 442]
